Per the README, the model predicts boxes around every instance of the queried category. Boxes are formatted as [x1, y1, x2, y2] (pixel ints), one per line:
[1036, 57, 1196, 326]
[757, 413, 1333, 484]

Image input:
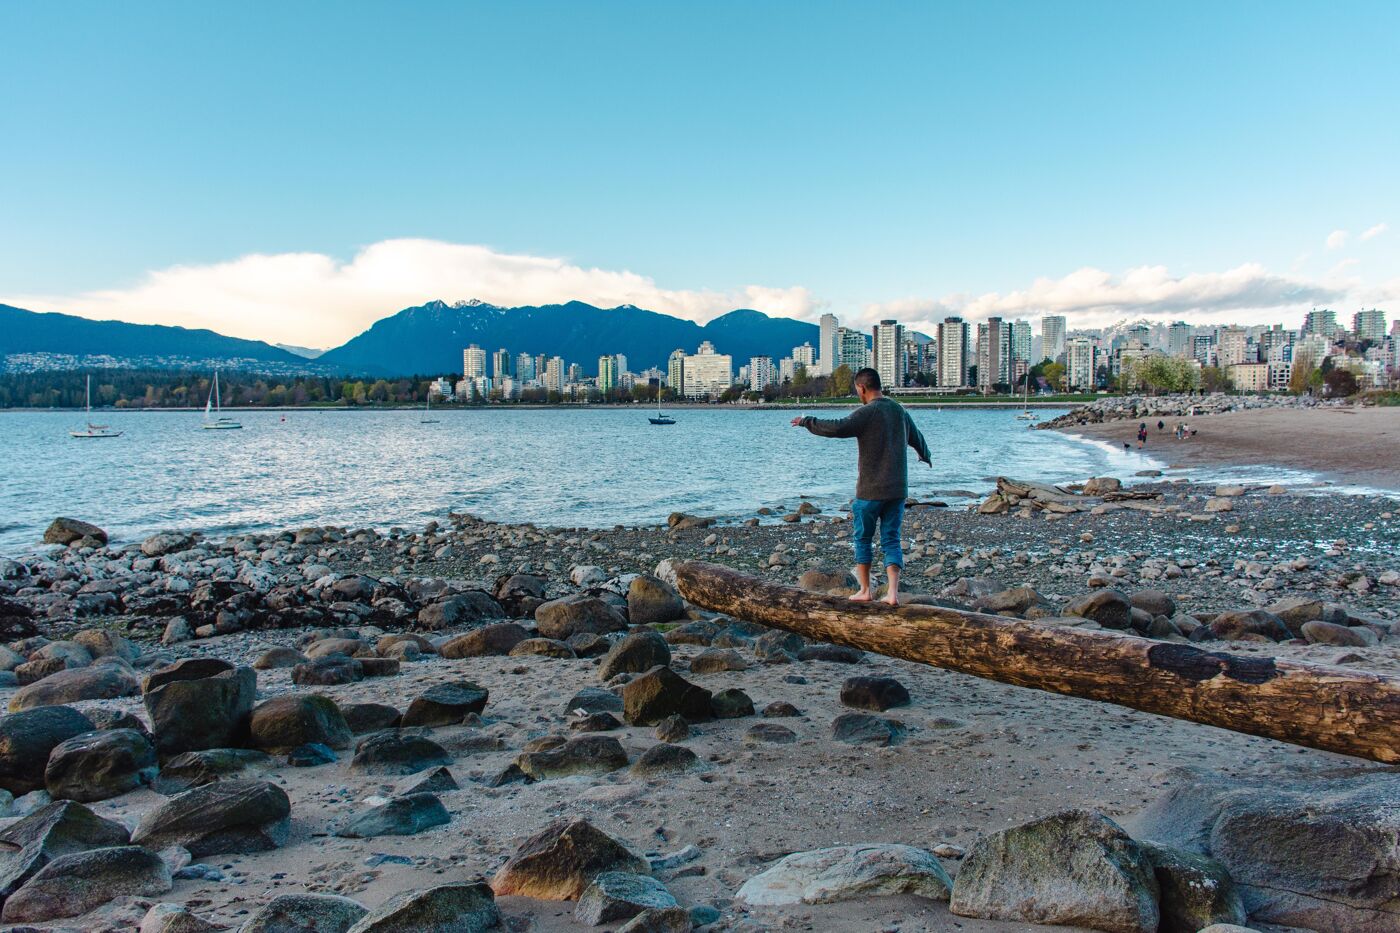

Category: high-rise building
[566, 363, 582, 384]
[515, 352, 537, 384]
[1066, 336, 1096, 391]
[683, 341, 733, 398]
[778, 357, 797, 383]
[492, 348, 511, 380]
[749, 356, 776, 391]
[1192, 333, 1217, 367]
[976, 317, 1008, 392]
[871, 320, 906, 388]
[838, 327, 869, 371]
[534, 354, 549, 381]
[936, 317, 970, 388]
[1010, 320, 1032, 368]
[818, 314, 839, 375]
[1041, 315, 1067, 363]
[597, 355, 618, 395]
[462, 345, 486, 379]
[1303, 308, 1338, 338]
[792, 343, 815, 367]
[543, 357, 564, 392]
[1217, 326, 1251, 366]
[1355, 309, 1388, 342]
[1167, 322, 1194, 357]
[614, 354, 628, 376]
[1261, 326, 1298, 362]
[667, 349, 686, 392]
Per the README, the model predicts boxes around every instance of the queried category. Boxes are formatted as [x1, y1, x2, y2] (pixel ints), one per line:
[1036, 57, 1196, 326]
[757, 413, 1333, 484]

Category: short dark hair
[854, 367, 882, 392]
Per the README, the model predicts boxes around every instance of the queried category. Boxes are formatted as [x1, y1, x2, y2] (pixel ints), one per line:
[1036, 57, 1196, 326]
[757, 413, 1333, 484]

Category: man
[792, 367, 931, 605]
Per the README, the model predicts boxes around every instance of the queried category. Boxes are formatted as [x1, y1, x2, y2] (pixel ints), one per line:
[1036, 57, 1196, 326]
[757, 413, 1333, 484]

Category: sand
[1060, 405, 1400, 491]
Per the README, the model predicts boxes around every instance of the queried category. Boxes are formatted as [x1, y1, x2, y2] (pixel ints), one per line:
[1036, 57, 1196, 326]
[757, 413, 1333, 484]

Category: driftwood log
[674, 560, 1400, 763]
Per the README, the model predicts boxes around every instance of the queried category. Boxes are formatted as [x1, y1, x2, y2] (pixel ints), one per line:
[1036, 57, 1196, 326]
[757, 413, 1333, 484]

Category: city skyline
[3, 4, 1398, 346]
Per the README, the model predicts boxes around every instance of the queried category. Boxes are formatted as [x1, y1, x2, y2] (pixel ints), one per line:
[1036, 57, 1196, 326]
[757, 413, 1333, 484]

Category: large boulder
[141, 531, 196, 557]
[1126, 767, 1400, 932]
[0, 800, 130, 898]
[737, 844, 952, 906]
[72, 628, 141, 662]
[1, 845, 171, 923]
[536, 595, 628, 640]
[492, 819, 649, 900]
[1063, 590, 1133, 629]
[335, 793, 450, 839]
[0, 705, 96, 794]
[139, 903, 225, 933]
[949, 809, 1160, 933]
[622, 666, 713, 726]
[1197, 609, 1291, 642]
[131, 779, 291, 856]
[401, 681, 489, 727]
[1139, 841, 1247, 933]
[1301, 619, 1377, 647]
[576, 872, 678, 925]
[627, 575, 685, 626]
[839, 676, 910, 712]
[43, 517, 107, 546]
[630, 743, 701, 778]
[416, 592, 504, 631]
[44, 728, 157, 802]
[249, 694, 352, 754]
[154, 748, 272, 794]
[440, 623, 530, 659]
[598, 630, 671, 681]
[143, 658, 257, 755]
[291, 656, 363, 686]
[831, 713, 903, 746]
[516, 735, 629, 781]
[345, 881, 500, 932]
[241, 893, 368, 933]
[348, 732, 451, 776]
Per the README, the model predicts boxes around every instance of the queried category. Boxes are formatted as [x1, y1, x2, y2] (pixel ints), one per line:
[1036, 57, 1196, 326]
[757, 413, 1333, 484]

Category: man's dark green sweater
[801, 396, 932, 500]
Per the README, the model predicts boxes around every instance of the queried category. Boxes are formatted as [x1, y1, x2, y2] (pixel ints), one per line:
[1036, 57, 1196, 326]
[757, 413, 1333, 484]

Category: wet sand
[1062, 406, 1400, 492]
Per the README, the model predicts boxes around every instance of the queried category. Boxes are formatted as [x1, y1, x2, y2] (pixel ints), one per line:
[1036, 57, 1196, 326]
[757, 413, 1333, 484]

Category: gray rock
[291, 656, 363, 686]
[341, 703, 401, 734]
[1131, 590, 1177, 618]
[797, 567, 857, 593]
[1199, 609, 1290, 642]
[535, 595, 628, 640]
[140, 902, 224, 933]
[839, 676, 910, 711]
[598, 630, 671, 681]
[949, 809, 1159, 933]
[688, 648, 749, 674]
[132, 779, 291, 856]
[349, 732, 451, 776]
[627, 575, 685, 626]
[240, 893, 368, 933]
[8, 662, 139, 711]
[492, 819, 649, 900]
[142, 532, 195, 557]
[745, 723, 798, 744]
[0, 706, 96, 795]
[72, 628, 140, 662]
[396, 765, 458, 796]
[653, 715, 689, 743]
[576, 871, 678, 925]
[336, 793, 449, 838]
[43, 517, 107, 546]
[44, 728, 157, 802]
[617, 906, 693, 932]
[737, 843, 952, 906]
[416, 592, 505, 630]
[831, 713, 902, 746]
[622, 666, 713, 726]
[1063, 590, 1133, 629]
[517, 735, 629, 780]
[249, 694, 352, 753]
[630, 743, 700, 777]
[0, 800, 130, 898]
[401, 681, 488, 727]
[510, 637, 577, 659]
[440, 623, 530, 659]
[1301, 619, 1378, 647]
[563, 687, 623, 717]
[143, 658, 257, 755]
[345, 881, 500, 932]
[154, 748, 272, 794]
[1139, 840, 1246, 933]
[1, 844, 171, 923]
[710, 687, 754, 718]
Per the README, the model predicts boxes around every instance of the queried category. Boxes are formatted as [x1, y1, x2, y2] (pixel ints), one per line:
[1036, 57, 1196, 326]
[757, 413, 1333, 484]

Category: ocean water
[1, 407, 1164, 552]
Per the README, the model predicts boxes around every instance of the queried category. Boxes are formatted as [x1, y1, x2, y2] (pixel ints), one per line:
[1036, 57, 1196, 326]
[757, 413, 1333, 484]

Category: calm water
[1, 407, 1162, 551]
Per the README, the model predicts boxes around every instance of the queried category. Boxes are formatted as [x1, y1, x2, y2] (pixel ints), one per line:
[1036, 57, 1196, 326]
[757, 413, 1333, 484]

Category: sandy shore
[1061, 405, 1400, 492]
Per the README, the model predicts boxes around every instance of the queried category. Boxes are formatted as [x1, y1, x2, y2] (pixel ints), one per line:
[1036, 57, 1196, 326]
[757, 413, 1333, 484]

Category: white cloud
[1327, 229, 1350, 250]
[1360, 222, 1389, 242]
[861, 263, 1347, 335]
[6, 239, 817, 347]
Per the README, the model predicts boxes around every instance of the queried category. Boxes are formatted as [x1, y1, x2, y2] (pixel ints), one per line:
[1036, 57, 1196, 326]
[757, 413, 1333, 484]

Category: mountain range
[0, 300, 822, 378]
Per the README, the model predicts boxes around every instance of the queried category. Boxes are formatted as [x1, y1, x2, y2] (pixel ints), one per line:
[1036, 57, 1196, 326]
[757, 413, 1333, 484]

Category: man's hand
[790, 417, 805, 427]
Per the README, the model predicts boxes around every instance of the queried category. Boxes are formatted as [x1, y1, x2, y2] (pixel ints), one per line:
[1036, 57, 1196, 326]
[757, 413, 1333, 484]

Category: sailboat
[421, 389, 440, 424]
[201, 371, 242, 430]
[1015, 376, 1039, 421]
[70, 375, 122, 438]
[648, 389, 675, 425]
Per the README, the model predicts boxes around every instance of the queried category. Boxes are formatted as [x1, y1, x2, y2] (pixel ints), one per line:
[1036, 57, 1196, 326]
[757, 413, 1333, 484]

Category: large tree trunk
[674, 560, 1400, 763]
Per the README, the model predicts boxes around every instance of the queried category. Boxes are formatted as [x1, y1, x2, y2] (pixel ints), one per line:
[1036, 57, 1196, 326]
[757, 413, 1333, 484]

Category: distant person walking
[792, 368, 931, 605]
[1137, 424, 1148, 448]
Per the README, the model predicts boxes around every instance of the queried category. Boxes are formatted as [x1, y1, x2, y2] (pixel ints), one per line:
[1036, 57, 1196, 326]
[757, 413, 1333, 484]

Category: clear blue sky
[2, 1, 1397, 343]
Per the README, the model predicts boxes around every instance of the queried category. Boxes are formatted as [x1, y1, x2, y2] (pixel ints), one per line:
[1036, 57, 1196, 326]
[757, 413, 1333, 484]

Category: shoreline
[0, 399, 1086, 413]
[1058, 406, 1400, 493]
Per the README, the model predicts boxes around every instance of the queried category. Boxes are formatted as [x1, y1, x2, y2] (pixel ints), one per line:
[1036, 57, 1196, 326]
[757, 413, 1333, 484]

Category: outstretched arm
[906, 411, 932, 466]
[795, 407, 869, 438]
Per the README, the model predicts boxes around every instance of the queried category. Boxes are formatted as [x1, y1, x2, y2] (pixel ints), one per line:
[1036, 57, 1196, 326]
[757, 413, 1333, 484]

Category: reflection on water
[1, 407, 1163, 550]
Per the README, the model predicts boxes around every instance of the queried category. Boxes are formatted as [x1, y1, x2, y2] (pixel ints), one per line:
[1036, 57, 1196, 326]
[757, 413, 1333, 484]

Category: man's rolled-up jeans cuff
[853, 539, 875, 566]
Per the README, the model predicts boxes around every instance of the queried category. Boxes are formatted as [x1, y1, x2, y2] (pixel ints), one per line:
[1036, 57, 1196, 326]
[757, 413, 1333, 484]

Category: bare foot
[848, 591, 873, 602]
[883, 594, 900, 606]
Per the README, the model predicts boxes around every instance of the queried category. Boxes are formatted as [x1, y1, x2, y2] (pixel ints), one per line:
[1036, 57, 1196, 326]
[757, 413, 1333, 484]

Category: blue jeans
[852, 498, 905, 568]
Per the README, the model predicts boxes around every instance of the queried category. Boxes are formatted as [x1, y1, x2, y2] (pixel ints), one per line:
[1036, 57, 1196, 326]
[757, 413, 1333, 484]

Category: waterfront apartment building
[1192, 333, 1218, 367]
[1355, 309, 1388, 342]
[666, 350, 685, 393]
[1041, 315, 1067, 363]
[463, 345, 487, 380]
[543, 356, 564, 392]
[792, 343, 815, 368]
[976, 316, 1009, 392]
[1260, 326, 1298, 363]
[818, 313, 839, 376]
[597, 355, 618, 395]
[1010, 320, 1032, 368]
[1229, 362, 1270, 393]
[872, 320, 906, 388]
[682, 341, 733, 398]
[1217, 327, 1252, 367]
[936, 317, 970, 388]
[1303, 308, 1338, 338]
[515, 352, 537, 384]
[492, 348, 511, 380]
[749, 355, 777, 391]
[1167, 322, 1194, 357]
[1066, 336, 1096, 391]
[838, 327, 869, 371]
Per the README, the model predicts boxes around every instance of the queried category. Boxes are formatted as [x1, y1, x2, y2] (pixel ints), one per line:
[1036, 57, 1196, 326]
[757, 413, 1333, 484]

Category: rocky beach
[0, 463, 1396, 933]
